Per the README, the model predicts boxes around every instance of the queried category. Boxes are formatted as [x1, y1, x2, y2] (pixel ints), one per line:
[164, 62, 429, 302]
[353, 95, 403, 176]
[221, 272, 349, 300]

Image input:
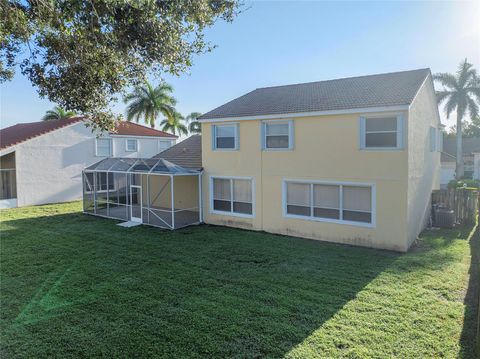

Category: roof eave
[199, 104, 410, 123]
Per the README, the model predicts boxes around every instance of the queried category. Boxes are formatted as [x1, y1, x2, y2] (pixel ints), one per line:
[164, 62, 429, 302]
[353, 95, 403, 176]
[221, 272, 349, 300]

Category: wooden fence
[432, 188, 479, 225]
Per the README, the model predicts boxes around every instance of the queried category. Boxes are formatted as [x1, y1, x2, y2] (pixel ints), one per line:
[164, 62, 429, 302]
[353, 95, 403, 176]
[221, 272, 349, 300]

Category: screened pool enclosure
[83, 158, 202, 229]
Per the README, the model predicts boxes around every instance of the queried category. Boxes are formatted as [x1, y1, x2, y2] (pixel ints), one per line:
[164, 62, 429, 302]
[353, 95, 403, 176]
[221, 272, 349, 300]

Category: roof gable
[0, 118, 177, 151]
[199, 68, 430, 120]
[111, 121, 177, 138]
[0, 117, 83, 150]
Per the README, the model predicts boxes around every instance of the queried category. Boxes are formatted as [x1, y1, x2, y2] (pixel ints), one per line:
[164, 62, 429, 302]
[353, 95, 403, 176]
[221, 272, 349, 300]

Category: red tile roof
[0, 117, 83, 150]
[0, 118, 177, 151]
[112, 121, 177, 138]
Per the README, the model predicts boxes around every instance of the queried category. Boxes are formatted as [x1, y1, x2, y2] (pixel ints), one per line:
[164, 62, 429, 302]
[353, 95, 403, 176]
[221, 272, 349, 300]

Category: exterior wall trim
[199, 105, 410, 123]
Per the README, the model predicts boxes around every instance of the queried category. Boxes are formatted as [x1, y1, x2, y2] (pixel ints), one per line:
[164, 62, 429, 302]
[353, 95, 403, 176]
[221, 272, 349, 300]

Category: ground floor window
[284, 180, 374, 226]
[211, 177, 254, 216]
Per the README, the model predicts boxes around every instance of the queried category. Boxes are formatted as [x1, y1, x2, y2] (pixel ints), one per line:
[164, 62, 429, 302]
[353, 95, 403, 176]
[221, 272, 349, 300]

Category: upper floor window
[96, 138, 112, 157]
[158, 140, 172, 153]
[126, 138, 138, 152]
[212, 124, 238, 150]
[360, 115, 404, 150]
[211, 176, 253, 216]
[262, 120, 294, 150]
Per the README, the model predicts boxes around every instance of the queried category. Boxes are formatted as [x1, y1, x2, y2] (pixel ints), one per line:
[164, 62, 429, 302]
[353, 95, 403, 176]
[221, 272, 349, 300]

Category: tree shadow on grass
[0, 212, 472, 357]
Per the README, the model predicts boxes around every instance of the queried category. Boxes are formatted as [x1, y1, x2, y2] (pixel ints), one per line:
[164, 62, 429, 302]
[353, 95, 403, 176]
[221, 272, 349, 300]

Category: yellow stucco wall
[202, 113, 411, 251]
[144, 175, 199, 210]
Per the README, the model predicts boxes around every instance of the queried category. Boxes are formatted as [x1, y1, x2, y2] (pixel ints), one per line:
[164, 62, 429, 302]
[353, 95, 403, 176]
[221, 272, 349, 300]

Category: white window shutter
[211, 125, 216, 150]
[288, 120, 295, 150]
[437, 129, 443, 152]
[260, 122, 266, 150]
[396, 115, 405, 149]
[235, 123, 240, 150]
[359, 117, 366, 149]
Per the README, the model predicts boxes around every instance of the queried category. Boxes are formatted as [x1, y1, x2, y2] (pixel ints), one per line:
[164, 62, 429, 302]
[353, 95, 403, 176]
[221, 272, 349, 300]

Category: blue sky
[1, 1, 479, 130]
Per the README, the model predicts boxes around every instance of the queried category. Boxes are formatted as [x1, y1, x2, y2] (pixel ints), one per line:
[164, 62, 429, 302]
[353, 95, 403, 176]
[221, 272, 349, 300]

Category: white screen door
[130, 185, 142, 223]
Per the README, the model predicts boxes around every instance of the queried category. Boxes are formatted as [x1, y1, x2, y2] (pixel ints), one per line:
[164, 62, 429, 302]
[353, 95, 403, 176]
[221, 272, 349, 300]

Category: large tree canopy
[0, 0, 241, 130]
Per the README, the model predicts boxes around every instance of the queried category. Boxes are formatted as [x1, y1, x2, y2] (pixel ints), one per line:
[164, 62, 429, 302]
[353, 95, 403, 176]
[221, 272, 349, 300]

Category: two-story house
[0, 118, 176, 208]
[198, 68, 441, 251]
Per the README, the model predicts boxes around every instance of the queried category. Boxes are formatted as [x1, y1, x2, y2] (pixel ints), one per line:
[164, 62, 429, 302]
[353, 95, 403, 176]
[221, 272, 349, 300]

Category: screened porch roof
[85, 157, 200, 175]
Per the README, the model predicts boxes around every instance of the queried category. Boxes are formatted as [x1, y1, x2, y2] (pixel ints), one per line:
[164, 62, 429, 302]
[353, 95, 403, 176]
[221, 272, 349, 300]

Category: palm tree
[434, 59, 480, 178]
[185, 112, 202, 134]
[124, 82, 176, 128]
[41, 106, 77, 121]
[160, 111, 188, 136]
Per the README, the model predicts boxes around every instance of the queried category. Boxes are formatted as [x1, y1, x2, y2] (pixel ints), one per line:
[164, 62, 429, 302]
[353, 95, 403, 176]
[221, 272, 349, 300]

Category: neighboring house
[440, 137, 480, 186]
[197, 68, 441, 252]
[0, 118, 176, 208]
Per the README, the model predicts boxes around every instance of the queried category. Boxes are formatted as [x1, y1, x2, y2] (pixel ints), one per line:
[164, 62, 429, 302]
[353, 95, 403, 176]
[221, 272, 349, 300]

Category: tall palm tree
[160, 111, 188, 136]
[434, 59, 480, 178]
[185, 112, 202, 134]
[124, 82, 176, 128]
[41, 106, 77, 121]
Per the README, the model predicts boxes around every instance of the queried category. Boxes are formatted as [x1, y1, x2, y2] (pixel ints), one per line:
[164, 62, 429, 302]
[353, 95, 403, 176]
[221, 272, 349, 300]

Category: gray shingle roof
[199, 68, 431, 120]
[152, 135, 202, 170]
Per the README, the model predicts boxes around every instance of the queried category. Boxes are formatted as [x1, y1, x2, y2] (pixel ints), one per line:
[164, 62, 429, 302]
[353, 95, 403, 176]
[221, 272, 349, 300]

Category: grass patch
[0, 202, 478, 358]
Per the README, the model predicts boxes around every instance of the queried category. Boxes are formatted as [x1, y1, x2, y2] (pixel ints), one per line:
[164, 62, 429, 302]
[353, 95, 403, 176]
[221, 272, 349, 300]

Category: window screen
[158, 140, 171, 153]
[212, 177, 253, 215]
[342, 186, 372, 223]
[233, 179, 253, 214]
[364, 117, 399, 148]
[126, 139, 137, 152]
[286, 182, 310, 216]
[214, 125, 237, 149]
[265, 122, 290, 149]
[213, 178, 231, 212]
[313, 184, 340, 219]
[96, 138, 112, 156]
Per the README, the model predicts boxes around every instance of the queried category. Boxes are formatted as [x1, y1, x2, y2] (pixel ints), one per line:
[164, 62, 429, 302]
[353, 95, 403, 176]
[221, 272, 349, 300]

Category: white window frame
[95, 138, 113, 157]
[125, 138, 138, 152]
[282, 179, 376, 228]
[359, 114, 405, 150]
[261, 119, 294, 151]
[209, 176, 255, 218]
[212, 123, 239, 151]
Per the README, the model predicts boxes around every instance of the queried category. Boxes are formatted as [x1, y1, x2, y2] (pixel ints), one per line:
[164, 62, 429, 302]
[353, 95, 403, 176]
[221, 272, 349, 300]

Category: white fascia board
[0, 146, 17, 156]
[199, 105, 410, 123]
[109, 134, 176, 140]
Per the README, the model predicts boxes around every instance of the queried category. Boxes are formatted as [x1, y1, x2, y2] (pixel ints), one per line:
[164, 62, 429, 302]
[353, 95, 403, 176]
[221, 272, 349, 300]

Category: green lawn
[1, 202, 478, 358]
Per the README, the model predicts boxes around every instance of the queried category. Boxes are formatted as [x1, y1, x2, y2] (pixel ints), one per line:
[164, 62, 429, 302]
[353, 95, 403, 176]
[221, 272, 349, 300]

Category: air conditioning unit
[434, 208, 455, 228]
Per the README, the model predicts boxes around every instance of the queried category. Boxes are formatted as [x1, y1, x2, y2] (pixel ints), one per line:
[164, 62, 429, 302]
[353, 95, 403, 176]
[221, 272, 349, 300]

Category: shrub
[448, 179, 480, 189]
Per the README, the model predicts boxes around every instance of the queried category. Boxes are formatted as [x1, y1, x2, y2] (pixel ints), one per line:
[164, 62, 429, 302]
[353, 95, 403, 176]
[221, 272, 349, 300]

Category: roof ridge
[255, 68, 431, 91]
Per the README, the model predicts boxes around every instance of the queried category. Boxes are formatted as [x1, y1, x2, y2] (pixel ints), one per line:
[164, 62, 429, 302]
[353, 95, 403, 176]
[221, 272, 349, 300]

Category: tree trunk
[455, 112, 464, 179]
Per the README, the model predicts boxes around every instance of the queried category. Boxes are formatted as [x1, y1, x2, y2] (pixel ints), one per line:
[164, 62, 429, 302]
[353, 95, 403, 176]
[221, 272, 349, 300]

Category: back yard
[0, 202, 478, 358]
